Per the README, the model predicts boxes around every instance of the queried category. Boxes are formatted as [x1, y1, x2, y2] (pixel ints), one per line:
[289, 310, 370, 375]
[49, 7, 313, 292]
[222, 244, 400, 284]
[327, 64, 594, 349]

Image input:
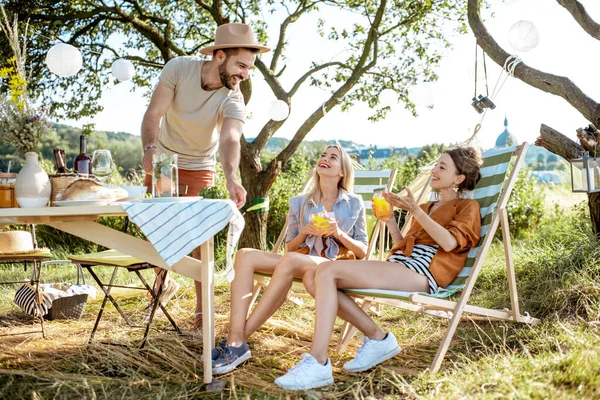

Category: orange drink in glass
[373, 190, 393, 218]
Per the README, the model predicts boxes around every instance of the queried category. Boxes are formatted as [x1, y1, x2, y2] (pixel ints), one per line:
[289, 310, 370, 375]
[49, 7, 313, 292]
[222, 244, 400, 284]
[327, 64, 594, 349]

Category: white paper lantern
[508, 20, 540, 52]
[45, 43, 83, 77]
[379, 89, 397, 107]
[268, 100, 290, 121]
[111, 59, 135, 81]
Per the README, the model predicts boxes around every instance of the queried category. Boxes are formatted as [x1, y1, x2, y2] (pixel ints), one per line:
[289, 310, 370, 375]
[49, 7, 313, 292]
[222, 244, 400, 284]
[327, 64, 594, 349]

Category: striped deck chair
[249, 168, 397, 310]
[339, 143, 540, 373]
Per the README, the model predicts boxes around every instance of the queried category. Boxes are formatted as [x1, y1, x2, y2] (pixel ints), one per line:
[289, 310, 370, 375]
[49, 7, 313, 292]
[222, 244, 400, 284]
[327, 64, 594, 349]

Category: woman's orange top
[389, 198, 481, 288]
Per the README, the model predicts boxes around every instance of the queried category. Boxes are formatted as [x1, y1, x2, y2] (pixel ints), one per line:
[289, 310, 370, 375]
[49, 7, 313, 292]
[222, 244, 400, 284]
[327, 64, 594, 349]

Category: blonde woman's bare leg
[310, 260, 429, 364]
[303, 266, 388, 340]
[227, 248, 282, 345]
[243, 253, 327, 339]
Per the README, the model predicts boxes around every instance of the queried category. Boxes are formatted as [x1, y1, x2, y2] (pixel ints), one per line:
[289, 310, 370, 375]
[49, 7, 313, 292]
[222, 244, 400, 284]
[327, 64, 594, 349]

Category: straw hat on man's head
[200, 23, 270, 56]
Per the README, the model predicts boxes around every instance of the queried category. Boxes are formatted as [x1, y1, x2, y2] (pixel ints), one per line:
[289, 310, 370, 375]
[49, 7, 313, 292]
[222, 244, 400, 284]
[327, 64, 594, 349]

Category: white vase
[15, 152, 51, 208]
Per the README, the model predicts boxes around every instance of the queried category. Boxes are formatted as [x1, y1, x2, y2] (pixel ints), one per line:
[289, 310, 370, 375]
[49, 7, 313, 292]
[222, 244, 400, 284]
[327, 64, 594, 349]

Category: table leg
[200, 237, 214, 384]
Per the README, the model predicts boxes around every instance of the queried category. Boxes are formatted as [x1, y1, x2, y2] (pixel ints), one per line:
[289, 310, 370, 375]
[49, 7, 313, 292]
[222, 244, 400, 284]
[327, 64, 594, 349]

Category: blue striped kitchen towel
[121, 198, 244, 280]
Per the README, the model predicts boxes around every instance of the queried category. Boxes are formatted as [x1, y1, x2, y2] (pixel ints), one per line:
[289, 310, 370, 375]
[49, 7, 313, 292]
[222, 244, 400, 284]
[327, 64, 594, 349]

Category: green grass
[1, 201, 600, 399]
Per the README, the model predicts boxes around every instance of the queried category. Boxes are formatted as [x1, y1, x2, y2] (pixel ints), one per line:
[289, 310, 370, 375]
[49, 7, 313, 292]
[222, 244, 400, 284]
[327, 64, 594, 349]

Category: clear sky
[59, 0, 600, 151]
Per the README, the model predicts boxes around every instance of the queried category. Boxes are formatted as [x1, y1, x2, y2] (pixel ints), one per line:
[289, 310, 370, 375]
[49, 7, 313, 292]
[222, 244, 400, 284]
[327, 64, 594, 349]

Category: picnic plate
[53, 199, 114, 207]
[134, 196, 204, 203]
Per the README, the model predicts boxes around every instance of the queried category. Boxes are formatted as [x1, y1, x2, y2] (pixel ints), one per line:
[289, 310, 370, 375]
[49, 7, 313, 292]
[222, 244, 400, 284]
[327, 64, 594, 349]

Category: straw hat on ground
[199, 23, 270, 55]
[0, 231, 48, 255]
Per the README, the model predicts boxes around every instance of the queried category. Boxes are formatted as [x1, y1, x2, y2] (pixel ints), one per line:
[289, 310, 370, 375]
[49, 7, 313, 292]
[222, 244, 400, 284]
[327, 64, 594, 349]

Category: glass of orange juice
[373, 189, 393, 218]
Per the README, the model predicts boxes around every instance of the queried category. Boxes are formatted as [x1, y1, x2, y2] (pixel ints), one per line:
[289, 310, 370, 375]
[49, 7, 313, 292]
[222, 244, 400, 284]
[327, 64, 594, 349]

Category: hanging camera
[471, 95, 496, 114]
[471, 97, 486, 114]
[478, 95, 496, 110]
[471, 45, 498, 114]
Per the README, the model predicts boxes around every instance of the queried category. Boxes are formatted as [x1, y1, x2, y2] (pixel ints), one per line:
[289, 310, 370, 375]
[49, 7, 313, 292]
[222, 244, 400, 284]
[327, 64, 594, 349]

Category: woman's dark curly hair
[445, 147, 483, 193]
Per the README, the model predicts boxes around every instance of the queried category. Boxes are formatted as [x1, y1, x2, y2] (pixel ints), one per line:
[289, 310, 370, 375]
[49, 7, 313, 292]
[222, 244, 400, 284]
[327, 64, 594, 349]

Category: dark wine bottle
[53, 148, 69, 174]
[73, 135, 92, 176]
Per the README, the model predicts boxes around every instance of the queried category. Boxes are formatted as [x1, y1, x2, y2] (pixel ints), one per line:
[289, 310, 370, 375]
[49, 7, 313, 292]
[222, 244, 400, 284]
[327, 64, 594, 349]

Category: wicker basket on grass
[44, 294, 88, 320]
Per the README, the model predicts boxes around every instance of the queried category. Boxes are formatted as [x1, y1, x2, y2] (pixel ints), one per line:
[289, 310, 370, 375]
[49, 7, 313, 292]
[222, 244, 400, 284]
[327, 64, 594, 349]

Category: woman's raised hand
[371, 202, 395, 223]
[383, 187, 419, 213]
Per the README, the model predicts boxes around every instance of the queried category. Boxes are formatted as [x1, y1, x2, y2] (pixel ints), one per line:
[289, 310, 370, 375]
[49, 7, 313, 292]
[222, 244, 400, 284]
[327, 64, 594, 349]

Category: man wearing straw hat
[140, 23, 270, 329]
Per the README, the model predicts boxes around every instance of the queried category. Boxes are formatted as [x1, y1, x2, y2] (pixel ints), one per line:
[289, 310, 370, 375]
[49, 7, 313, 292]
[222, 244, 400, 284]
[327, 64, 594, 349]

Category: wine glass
[92, 149, 114, 184]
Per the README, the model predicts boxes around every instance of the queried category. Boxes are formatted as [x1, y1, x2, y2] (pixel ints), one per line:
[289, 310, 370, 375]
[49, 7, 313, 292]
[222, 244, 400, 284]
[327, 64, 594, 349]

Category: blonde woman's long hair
[299, 145, 354, 227]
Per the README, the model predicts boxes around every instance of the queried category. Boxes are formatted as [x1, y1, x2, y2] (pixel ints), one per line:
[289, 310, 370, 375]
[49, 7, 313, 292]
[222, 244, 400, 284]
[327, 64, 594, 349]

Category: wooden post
[200, 237, 214, 384]
[500, 208, 521, 321]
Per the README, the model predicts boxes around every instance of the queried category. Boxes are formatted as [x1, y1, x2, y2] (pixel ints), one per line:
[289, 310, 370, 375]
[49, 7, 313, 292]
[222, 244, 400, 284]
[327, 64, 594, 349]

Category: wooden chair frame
[337, 143, 540, 373]
[0, 225, 52, 338]
[68, 218, 180, 348]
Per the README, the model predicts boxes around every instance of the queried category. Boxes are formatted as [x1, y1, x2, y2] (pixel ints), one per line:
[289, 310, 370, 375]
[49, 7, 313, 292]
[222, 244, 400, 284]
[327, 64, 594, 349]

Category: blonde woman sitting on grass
[275, 147, 483, 390]
[211, 145, 368, 374]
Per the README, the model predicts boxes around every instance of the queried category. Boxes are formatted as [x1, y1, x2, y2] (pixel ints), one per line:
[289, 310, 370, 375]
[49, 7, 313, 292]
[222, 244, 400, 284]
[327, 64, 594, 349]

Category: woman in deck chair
[275, 147, 483, 390]
[211, 145, 368, 374]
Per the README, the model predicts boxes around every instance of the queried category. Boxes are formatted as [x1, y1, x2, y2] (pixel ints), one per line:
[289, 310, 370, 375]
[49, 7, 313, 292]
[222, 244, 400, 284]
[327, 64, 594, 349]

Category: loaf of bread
[56, 180, 129, 201]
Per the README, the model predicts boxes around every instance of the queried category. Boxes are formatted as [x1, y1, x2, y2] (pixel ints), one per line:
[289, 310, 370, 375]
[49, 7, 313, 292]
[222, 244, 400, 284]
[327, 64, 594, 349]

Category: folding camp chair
[249, 168, 398, 310]
[339, 143, 540, 373]
[68, 218, 180, 348]
[0, 226, 52, 338]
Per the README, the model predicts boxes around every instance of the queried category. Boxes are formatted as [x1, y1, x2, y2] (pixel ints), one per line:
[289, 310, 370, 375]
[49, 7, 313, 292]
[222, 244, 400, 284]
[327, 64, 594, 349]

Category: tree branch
[535, 124, 581, 161]
[194, 0, 228, 24]
[110, 2, 186, 60]
[270, 1, 321, 73]
[83, 42, 163, 67]
[250, 58, 288, 151]
[67, 18, 102, 43]
[557, 0, 600, 40]
[274, 0, 387, 168]
[467, 0, 600, 126]
[289, 61, 350, 97]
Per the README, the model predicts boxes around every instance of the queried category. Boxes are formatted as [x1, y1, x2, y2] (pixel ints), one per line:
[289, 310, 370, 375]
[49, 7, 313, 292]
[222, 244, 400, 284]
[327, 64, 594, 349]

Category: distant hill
[0, 123, 143, 174]
[0, 124, 569, 181]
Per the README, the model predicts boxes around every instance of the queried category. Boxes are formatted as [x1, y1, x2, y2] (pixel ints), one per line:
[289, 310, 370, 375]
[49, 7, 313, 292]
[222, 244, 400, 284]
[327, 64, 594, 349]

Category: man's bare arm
[219, 118, 246, 208]
[141, 83, 174, 172]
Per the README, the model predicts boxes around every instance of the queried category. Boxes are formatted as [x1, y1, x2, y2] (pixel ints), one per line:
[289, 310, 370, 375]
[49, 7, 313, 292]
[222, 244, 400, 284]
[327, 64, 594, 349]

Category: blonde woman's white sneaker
[343, 332, 401, 372]
[274, 353, 333, 390]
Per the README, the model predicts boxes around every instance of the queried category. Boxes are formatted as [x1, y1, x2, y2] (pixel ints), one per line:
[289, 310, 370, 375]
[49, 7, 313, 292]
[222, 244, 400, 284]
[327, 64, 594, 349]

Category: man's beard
[219, 58, 243, 90]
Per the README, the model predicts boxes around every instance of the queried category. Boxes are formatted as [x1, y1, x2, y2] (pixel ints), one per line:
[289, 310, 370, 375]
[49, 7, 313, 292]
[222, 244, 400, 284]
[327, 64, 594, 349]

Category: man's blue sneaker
[212, 341, 252, 375]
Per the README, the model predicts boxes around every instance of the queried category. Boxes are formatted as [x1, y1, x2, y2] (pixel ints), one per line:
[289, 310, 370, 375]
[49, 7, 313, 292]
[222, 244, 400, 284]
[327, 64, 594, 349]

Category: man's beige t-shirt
[158, 56, 245, 171]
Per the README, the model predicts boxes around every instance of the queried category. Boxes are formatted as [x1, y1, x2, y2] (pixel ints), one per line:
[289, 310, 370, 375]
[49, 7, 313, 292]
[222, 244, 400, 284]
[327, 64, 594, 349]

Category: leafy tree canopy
[0, 0, 468, 249]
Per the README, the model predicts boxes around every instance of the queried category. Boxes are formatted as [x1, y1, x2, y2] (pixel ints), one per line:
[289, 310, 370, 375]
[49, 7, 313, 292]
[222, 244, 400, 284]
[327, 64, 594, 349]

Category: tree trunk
[588, 193, 600, 236]
[536, 123, 600, 235]
[239, 194, 268, 250]
[238, 141, 282, 250]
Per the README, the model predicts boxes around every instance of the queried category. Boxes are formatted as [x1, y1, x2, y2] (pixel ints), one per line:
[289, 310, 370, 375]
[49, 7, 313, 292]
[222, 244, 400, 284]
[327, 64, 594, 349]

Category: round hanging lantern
[111, 59, 135, 81]
[379, 89, 397, 107]
[508, 20, 540, 52]
[45, 43, 83, 77]
[268, 100, 290, 121]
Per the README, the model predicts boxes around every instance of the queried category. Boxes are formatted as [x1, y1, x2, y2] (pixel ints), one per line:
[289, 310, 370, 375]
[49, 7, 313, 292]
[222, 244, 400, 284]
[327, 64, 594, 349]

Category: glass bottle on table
[53, 148, 69, 174]
[152, 153, 179, 198]
[73, 135, 92, 176]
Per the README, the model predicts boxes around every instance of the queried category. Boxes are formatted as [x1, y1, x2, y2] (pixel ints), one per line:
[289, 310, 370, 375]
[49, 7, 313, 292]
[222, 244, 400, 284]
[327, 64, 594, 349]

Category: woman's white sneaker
[343, 332, 401, 372]
[274, 353, 333, 390]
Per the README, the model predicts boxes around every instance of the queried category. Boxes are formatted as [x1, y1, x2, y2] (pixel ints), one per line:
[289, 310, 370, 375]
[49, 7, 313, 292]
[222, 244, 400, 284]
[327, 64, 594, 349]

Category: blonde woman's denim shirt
[285, 190, 368, 260]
